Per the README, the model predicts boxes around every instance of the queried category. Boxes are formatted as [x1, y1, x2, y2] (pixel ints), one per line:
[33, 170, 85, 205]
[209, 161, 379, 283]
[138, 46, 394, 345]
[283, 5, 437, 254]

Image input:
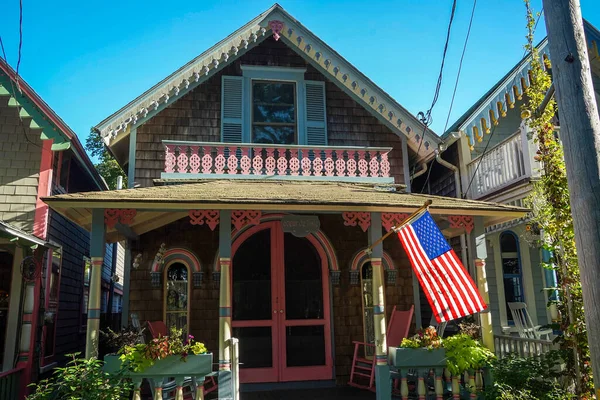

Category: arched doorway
[231, 221, 332, 383]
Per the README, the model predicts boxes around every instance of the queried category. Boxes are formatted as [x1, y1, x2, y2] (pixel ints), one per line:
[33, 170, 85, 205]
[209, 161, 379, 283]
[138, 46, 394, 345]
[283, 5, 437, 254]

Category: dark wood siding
[135, 39, 405, 187]
[127, 213, 414, 384]
[413, 142, 459, 197]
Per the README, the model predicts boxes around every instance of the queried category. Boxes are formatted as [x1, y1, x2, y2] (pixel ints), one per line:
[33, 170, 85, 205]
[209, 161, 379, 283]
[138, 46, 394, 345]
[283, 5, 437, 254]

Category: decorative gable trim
[95, 5, 439, 160]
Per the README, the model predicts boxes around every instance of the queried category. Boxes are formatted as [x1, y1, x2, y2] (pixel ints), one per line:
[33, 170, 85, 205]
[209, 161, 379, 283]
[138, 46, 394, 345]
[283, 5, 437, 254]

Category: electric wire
[410, 0, 457, 186]
[420, 0, 478, 194]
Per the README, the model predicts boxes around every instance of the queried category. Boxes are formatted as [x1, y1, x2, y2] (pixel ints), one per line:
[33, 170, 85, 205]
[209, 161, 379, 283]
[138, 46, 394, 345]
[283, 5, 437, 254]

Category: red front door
[231, 221, 333, 383]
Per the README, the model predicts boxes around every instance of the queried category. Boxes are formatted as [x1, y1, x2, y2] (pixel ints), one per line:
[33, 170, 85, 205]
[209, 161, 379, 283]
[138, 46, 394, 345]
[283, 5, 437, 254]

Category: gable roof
[443, 19, 600, 150]
[0, 58, 107, 190]
[94, 4, 440, 160]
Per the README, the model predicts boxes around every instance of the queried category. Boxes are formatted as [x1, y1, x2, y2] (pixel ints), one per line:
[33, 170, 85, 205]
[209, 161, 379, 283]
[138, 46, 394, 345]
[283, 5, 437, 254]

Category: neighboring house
[43, 5, 525, 398]
[414, 20, 600, 337]
[0, 58, 124, 398]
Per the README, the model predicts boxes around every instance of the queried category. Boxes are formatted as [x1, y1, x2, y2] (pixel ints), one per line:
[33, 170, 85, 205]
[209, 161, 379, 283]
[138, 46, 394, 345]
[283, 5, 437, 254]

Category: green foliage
[484, 351, 576, 400]
[85, 130, 126, 190]
[99, 326, 143, 358]
[27, 353, 132, 400]
[119, 327, 207, 373]
[443, 334, 495, 375]
[521, 1, 591, 395]
[399, 326, 442, 350]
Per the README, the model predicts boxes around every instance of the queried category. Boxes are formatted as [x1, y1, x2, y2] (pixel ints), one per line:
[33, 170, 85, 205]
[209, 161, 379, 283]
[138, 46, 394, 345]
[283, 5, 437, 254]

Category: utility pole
[542, 0, 600, 395]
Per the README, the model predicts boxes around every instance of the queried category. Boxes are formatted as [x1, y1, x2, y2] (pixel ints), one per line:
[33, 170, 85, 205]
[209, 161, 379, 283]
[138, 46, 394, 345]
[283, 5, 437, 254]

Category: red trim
[0, 58, 106, 189]
[231, 222, 333, 384]
[33, 140, 53, 239]
[42, 250, 62, 365]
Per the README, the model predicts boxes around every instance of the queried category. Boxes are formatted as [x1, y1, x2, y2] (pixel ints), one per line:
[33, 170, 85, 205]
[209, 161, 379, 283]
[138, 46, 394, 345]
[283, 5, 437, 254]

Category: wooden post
[218, 210, 233, 400]
[469, 216, 494, 352]
[86, 208, 106, 358]
[369, 212, 391, 400]
[542, 0, 600, 394]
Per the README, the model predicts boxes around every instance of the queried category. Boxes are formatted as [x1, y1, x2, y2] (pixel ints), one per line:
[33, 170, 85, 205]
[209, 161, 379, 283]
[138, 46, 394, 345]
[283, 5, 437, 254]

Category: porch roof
[43, 180, 527, 241]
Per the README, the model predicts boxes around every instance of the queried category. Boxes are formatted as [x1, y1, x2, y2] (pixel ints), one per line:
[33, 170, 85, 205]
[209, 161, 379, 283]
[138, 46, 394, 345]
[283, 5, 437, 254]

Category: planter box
[388, 348, 446, 369]
[103, 353, 213, 378]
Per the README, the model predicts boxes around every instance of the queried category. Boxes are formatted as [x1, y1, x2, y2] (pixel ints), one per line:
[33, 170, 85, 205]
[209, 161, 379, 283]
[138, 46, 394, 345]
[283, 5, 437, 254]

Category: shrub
[27, 353, 131, 400]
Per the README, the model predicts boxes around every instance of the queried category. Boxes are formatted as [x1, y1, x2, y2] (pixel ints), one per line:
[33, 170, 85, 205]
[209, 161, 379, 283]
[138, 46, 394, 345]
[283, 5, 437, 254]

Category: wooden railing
[467, 130, 537, 199]
[162, 141, 393, 182]
[0, 367, 24, 400]
[391, 368, 491, 399]
[494, 334, 554, 359]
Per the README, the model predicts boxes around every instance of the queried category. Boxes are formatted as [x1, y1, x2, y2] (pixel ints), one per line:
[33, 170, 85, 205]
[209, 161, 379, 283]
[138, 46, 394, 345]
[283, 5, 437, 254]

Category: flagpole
[365, 199, 432, 254]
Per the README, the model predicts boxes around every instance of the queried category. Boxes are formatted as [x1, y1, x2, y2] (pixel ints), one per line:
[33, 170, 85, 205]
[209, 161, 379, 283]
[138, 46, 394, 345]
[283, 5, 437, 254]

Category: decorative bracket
[381, 213, 410, 232]
[231, 210, 262, 231]
[193, 272, 203, 288]
[189, 210, 220, 230]
[448, 215, 474, 234]
[269, 20, 284, 41]
[342, 212, 371, 232]
[104, 209, 137, 229]
[330, 270, 341, 286]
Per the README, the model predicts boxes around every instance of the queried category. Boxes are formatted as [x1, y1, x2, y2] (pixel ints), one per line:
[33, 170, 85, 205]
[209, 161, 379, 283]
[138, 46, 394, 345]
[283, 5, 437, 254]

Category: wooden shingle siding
[46, 210, 88, 363]
[127, 213, 414, 384]
[135, 39, 405, 187]
[0, 97, 42, 233]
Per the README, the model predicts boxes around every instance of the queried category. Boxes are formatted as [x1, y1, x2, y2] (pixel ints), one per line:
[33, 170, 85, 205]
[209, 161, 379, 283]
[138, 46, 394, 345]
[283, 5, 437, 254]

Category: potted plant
[444, 333, 495, 376]
[104, 327, 212, 377]
[390, 326, 447, 368]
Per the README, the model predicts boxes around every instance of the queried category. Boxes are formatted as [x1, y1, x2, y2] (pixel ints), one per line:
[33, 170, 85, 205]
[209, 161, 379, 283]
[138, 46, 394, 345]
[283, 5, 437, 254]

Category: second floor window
[252, 81, 296, 145]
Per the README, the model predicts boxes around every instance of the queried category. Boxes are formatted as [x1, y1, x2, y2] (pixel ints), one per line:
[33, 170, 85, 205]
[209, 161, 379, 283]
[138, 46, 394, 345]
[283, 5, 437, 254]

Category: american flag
[397, 211, 486, 323]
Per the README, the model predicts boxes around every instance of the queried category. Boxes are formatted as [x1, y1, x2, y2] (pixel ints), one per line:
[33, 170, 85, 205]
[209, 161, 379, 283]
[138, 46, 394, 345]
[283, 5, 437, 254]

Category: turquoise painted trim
[128, 128, 137, 188]
[218, 370, 233, 400]
[368, 213, 383, 258]
[374, 364, 391, 400]
[542, 248, 559, 301]
[121, 242, 132, 327]
[160, 172, 394, 184]
[241, 65, 306, 145]
[219, 307, 232, 317]
[90, 209, 106, 257]
[219, 211, 232, 258]
[88, 309, 101, 319]
[373, 305, 384, 314]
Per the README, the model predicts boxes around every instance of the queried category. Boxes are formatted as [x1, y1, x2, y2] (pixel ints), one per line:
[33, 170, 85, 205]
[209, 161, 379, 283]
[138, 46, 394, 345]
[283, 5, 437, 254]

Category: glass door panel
[233, 327, 273, 369]
[233, 229, 271, 321]
[285, 325, 325, 367]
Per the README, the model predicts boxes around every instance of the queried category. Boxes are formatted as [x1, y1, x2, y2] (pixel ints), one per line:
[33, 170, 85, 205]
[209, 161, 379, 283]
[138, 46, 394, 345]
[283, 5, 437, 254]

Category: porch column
[218, 210, 234, 400]
[469, 216, 494, 352]
[86, 209, 105, 359]
[369, 212, 391, 400]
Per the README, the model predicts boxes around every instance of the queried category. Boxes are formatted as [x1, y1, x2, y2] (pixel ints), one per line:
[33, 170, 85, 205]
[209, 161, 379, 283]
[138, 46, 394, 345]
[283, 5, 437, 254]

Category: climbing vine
[522, 1, 592, 396]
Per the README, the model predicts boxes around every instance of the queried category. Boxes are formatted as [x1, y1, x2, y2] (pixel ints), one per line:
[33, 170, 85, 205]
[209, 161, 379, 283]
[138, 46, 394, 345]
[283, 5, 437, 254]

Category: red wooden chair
[146, 321, 218, 398]
[348, 305, 414, 391]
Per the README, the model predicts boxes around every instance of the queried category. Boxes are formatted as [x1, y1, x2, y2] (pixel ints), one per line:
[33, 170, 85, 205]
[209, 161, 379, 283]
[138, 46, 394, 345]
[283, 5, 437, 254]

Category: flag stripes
[397, 212, 486, 323]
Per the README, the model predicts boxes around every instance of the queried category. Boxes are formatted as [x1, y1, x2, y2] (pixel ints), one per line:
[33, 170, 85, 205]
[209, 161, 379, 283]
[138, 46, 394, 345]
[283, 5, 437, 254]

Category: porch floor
[241, 387, 376, 400]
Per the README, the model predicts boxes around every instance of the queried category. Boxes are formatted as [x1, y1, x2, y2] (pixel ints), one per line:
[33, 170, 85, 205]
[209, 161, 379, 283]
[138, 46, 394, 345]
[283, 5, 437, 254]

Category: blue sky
[1, 0, 599, 155]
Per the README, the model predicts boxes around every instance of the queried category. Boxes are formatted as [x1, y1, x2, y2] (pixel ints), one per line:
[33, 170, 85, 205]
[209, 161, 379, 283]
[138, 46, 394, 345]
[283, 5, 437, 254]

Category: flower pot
[103, 353, 213, 377]
[388, 348, 446, 368]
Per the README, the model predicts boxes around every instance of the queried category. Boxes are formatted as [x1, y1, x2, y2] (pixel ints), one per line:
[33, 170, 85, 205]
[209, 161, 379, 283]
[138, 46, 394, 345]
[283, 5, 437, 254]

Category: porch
[42, 179, 526, 400]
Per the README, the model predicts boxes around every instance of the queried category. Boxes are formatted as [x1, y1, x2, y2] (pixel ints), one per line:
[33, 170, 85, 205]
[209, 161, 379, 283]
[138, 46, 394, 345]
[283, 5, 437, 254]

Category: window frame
[251, 80, 298, 145]
[500, 231, 524, 325]
[42, 247, 62, 365]
[163, 260, 191, 336]
[80, 256, 92, 333]
[359, 260, 386, 360]
[52, 151, 71, 192]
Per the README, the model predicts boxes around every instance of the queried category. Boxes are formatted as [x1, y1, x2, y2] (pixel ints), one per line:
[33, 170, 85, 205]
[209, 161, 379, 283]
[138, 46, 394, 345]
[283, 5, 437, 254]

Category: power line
[463, 8, 544, 199]
[16, 0, 23, 81]
[410, 0, 458, 186]
[420, 0, 478, 195]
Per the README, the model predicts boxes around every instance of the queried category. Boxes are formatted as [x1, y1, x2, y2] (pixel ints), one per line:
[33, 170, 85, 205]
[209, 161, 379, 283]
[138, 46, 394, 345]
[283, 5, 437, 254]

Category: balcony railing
[162, 141, 393, 183]
[466, 130, 538, 199]
[494, 334, 554, 359]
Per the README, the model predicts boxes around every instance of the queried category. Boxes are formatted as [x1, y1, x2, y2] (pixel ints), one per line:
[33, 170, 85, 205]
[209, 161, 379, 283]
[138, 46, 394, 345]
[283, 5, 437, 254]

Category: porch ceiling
[43, 180, 527, 242]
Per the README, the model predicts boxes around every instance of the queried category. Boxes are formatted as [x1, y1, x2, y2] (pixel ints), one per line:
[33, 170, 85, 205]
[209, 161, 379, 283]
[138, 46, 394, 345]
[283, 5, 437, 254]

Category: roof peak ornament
[269, 20, 284, 41]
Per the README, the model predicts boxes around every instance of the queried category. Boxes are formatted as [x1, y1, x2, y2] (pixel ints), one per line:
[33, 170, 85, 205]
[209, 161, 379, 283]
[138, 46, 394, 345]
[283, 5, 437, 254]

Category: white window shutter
[221, 76, 244, 143]
[304, 80, 327, 146]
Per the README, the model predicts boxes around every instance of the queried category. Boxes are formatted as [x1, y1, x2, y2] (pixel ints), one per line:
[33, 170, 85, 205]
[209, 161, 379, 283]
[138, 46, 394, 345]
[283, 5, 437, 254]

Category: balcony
[162, 141, 394, 183]
[466, 130, 538, 199]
